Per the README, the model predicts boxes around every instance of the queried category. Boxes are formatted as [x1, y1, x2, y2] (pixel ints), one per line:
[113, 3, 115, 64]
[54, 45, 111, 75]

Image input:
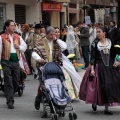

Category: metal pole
[66, 4, 68, 25]
[83, 0, 86, 23]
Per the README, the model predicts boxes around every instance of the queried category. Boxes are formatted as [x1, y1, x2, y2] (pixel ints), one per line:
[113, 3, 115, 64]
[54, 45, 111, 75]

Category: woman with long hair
[79, 26, 120, 115]
[55, 27, 82, 99]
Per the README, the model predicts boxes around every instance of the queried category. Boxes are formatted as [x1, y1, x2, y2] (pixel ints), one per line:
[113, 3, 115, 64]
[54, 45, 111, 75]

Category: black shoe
[104, 111, 113, 115]
[81, 67, 87, 70]
[7, 102, 14, 109]
[34, 74, 37, 79]
[34, 96, 41, 110]
[92, 104, 97, 111]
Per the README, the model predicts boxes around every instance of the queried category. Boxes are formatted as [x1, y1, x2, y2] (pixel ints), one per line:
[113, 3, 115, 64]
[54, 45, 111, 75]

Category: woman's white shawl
[62, 53, 82, 92]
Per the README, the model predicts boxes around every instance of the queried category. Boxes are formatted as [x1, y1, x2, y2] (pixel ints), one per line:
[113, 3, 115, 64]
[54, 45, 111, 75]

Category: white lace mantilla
[97, 38, 111, 54]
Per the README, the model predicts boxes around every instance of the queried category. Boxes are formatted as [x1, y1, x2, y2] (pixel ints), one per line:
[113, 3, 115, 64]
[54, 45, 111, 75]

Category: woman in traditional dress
[79, 26, 120, 115]
[55, 27, 82, 99]
[66, 25, 78, 54]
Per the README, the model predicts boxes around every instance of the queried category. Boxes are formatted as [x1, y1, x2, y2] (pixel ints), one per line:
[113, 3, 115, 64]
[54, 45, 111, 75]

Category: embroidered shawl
[34, 37, 63, 66]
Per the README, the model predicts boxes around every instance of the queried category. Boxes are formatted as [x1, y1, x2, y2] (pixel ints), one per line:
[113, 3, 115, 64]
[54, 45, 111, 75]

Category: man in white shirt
[0, 20, 27, 109]
[32, 26, 67, 110]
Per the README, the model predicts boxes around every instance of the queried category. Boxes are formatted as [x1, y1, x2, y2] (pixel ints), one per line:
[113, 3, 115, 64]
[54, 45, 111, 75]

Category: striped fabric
[34, 37, 62, 66]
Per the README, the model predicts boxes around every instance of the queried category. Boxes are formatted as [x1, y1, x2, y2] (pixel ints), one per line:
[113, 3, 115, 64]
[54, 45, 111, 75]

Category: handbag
[79, 64, 103, 105]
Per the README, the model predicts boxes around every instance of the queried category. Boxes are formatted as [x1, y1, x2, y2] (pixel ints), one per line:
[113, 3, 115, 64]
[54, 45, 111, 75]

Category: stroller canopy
[42, 62, 65, 82]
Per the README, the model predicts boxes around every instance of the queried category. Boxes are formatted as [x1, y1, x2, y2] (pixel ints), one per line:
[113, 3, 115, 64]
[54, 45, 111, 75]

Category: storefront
[41, 0, 70, 28]
[41, 2, 62, 27]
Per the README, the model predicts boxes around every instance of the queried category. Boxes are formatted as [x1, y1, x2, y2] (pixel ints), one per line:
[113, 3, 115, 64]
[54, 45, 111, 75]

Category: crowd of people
[0, 19, 120, 116]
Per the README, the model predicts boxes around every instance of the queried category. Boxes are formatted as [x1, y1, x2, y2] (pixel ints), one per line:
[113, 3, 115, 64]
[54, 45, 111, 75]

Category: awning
[41, 2, 62, 11]
[42, 0, 70, 2]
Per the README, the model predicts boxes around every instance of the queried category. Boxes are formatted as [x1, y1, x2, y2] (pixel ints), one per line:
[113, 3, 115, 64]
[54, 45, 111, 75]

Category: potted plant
[80, 4, 91, 10]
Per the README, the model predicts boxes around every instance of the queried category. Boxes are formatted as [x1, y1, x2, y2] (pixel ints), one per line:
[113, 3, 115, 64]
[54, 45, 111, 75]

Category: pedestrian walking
[79, 26, 120, 115]
[32, 26, 67, 110]
[108, 20, 120, 60]
[0, 20, 27, 109]
[76, 21, 90, 70]
[55, 27, 81, 99]
[27, 23, 45, 79]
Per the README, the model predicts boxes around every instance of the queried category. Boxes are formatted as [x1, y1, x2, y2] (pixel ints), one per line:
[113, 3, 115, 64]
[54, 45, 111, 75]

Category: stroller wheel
[54, 114, 58, 120]
[44, 111, 48, 118]
[58, 112, 61, 117]
[61, 111, 65, 117]
[50, 113, 54, 120]
[18, 88, 23, 97]
[73, 113, 77, 119]
[69, 113, 73, 120]
[73, 113, 77, 120]
[1, 85, 4, 92]
[34, 96, 40, 110]
[40, 111, 48, 118]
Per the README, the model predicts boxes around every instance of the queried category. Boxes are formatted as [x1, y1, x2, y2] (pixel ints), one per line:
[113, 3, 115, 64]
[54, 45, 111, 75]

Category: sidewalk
[75, 58, 86, 78]
[78, 69, 86, 78]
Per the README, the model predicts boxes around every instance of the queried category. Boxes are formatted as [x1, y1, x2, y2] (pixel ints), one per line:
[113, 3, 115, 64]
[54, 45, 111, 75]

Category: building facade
[41, 0, 70, 28]
[0, 0, 42, 30]
[86, 0, 118, 24]
[0, 0, 70, 30]
[0, 0, 118, 31]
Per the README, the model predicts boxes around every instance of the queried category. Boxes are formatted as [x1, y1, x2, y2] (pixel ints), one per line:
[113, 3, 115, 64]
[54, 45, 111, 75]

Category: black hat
[33, 24, 41, 28]
[39, 23, 45, 28]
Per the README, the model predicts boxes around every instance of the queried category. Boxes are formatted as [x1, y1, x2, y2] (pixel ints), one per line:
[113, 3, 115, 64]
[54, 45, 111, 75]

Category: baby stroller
[0, 64, 25, 97]
[36, 62, 77, 120]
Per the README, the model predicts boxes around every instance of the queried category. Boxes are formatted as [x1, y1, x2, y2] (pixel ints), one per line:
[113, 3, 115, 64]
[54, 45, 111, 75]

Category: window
[15, 5, 26, 24]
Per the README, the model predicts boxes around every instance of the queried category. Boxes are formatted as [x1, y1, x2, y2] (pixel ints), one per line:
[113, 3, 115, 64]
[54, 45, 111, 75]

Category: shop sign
[41, 2, 62, 11]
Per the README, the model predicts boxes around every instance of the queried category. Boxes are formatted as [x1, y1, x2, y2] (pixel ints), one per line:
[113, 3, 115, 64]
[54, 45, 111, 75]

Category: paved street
[0, 68, 120, 120]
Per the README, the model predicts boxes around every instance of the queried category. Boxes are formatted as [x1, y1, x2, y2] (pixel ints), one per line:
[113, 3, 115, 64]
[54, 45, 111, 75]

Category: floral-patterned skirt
[61, 67, 78, 99]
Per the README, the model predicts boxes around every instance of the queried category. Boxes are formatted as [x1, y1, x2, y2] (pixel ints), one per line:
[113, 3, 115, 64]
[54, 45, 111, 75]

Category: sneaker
[7, 102, 14, 109]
